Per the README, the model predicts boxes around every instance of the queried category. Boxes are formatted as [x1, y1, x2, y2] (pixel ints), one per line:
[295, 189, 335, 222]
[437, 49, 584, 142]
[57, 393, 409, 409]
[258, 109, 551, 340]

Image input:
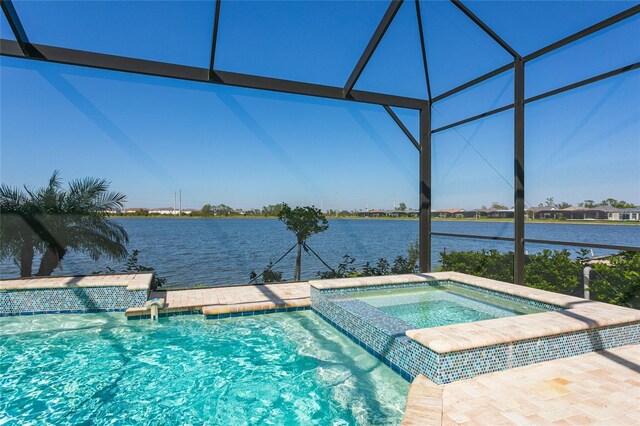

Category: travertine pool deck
[311, 271, 640, 354]
[402, 344, 640, 425]
[125, 282, 311, 318]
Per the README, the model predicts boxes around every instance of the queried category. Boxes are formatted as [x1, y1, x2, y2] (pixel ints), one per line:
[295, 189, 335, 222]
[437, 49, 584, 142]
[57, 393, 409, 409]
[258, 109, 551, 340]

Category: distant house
[388, 209, 418, 217]
[358, 209, 418, 218]
[526, 206, 551, 219]
[569, 207, 612, 220]
[528, 206, 639, 221]
[149, 208, 192, 215]
[474, 208, 514, 219]
[358, 209, 386, 217]
[432, 209, 465, 218]
[123, 208, 149, 215]
[529, 207, 605, 220]
[607, 207, 640, 221]
[149, 207, 176, 215]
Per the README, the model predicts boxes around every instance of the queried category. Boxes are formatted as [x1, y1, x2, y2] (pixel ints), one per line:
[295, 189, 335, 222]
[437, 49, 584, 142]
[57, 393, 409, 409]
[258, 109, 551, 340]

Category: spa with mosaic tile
[310, 272, 640, 384]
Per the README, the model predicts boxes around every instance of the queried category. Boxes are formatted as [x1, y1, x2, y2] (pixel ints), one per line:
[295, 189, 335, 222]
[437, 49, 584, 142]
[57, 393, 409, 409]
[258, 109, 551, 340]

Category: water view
[2, 218, 637, 288]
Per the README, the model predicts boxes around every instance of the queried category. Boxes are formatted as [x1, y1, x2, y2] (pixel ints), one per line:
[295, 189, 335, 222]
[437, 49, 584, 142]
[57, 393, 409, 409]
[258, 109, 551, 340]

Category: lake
[1, 218, 638, 288]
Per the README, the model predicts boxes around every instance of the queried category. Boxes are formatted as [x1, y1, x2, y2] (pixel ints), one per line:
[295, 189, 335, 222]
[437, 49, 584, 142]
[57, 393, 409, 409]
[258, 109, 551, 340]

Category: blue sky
[1, 0, 639, 211]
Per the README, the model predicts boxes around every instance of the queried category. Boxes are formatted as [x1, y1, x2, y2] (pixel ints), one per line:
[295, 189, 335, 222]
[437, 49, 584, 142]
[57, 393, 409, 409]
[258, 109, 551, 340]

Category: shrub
[440, 249, 513, 282]
[524, 249, 580, 293]
[317, 255, 358, 279]
[249, 262, 283, 284]
[590, 251, 640, 308]
[93, 249, 166, 290]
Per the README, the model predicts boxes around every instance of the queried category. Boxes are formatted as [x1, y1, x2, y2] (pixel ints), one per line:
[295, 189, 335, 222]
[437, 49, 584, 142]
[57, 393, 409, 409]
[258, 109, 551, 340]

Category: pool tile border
[325, 280, 563, 312]
[205, 306, 309, 319]
[1, 286, 148, 316]
[0, 307, 128, 317]
[126, 308, 204, 320]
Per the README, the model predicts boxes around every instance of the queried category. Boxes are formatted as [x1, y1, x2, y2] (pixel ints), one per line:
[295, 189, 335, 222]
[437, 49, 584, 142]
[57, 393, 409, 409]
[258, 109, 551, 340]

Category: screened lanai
[1, 0, 639, 287]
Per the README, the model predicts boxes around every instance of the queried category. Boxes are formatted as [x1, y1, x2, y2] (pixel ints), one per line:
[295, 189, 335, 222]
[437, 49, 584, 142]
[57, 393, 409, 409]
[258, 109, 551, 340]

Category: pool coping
[0, 273, 153, 291]
[309, 272, 640, 354]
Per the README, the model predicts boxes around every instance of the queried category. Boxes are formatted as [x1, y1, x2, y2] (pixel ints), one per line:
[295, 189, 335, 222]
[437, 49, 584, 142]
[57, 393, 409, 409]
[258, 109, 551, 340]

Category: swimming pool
[351, 282, 550, 329]
[0, 311, 408, 425]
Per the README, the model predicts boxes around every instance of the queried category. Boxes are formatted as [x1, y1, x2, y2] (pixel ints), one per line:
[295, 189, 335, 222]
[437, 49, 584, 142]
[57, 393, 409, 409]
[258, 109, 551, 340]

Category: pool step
[202, 299, 311, 319]
[125, 297, 311, 320]
[125, 282, 311, 320]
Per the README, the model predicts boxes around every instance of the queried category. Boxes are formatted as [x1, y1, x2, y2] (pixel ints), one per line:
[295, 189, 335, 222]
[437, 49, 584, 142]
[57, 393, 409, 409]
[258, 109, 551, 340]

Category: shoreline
[106, 216, 640, 226]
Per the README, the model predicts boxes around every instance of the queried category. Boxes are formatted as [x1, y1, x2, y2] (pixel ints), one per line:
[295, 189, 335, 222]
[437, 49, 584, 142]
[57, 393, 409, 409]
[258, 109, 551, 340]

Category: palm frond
[48, 170, 62, 190]
[3, 171, 130, 275]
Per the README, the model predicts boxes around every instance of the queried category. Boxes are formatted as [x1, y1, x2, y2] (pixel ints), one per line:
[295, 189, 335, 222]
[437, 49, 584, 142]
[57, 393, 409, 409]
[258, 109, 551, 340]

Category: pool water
[354, 283, 549, 329]
[0, 311, 408, 425]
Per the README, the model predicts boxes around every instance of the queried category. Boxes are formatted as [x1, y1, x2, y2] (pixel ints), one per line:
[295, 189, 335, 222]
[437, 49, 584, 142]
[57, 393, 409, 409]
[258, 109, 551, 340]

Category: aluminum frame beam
[414, 0, 432, 102]
[513, 59, 525, 285]
[433, 232, 640, 253]
[431, 61, 640, 134]
[431, 104, 513, 134]
[432, 232, 514, 242]
[524, 239, 640, 252]
[0, 39, 426, 110]
[525, 62, 640, 104]
[419, 106, 432, 272]
[208, 0, 222, 82]
[432, 4, 639, 104]
[343, 0, 403, 96]
[0, 0, 35, 57]
[524, 5, 640, 63]
[431, 63, 513, 103]
[450, 0, 520, 59]
[384, 105, 420, 151]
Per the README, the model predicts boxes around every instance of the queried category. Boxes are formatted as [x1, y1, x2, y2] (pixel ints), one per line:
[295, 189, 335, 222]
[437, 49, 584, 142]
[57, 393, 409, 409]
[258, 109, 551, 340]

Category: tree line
[484, 197, 637, 211]
[195, 203, 287, 217]
[537, 197, 636, 209]
[194, 198, 637, 217]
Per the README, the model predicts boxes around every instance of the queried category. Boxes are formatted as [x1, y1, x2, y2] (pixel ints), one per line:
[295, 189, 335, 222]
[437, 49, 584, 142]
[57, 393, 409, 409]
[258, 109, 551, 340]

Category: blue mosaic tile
[204, 306, 310, 320]
[1, 287, 148, 316]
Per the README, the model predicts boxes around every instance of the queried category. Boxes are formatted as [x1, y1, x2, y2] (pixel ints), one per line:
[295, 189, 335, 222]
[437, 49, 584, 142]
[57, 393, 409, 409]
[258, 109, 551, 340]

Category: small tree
[201, 204, 213, 217]
[249, 262, 284, 284]
[579, 199, 596, 208]
[278, 204, 328, 281]
[398, 202, 407, 211]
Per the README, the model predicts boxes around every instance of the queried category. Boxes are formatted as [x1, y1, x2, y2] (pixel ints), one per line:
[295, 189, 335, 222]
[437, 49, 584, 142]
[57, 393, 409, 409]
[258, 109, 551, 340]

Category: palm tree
[0, 186, 38, 277]
[0, 171, 129, 277]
